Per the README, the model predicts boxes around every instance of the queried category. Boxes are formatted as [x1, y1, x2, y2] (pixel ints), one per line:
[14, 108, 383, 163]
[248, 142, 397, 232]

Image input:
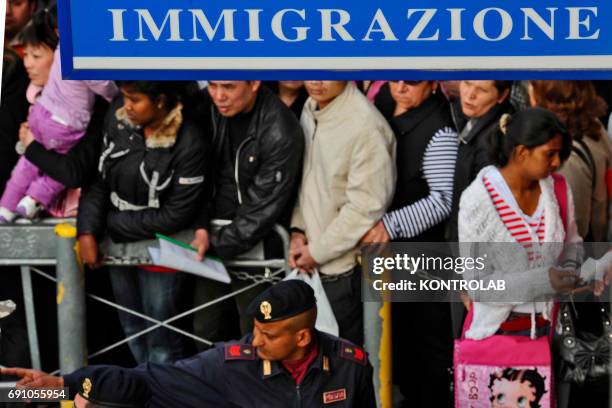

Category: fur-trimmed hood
[115, 103, 184, 149]
[80, 98, 207, 244]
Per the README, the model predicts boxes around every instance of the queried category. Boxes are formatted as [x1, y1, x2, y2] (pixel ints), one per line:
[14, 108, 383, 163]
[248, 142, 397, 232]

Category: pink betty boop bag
[453, 306, 554, 408]
[454, 174, 569, 408]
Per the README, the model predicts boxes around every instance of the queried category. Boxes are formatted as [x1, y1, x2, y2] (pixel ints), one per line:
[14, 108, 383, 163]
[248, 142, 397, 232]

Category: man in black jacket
[191, 81, 304, 341]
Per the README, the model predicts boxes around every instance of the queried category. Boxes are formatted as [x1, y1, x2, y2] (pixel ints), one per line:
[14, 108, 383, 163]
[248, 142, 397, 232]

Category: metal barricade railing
[0, 218, 388, 408]
[0, 218, 69, 372]
[0, 219, 290, 372]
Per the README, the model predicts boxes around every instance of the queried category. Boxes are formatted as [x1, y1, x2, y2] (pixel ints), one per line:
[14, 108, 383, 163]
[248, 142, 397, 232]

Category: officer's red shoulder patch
[224, 343, 256, 361]
[338, 341, 367, 365]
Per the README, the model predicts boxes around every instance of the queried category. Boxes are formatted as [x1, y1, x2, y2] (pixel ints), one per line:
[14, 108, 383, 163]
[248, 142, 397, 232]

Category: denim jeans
[109, 266, 189, 364]
[496, 324, 550, 337]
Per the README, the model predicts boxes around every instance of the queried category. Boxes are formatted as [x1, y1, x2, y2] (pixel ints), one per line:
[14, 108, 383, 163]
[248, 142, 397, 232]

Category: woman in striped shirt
[458, 108, 582, 340]
[363, 80, 458, 408]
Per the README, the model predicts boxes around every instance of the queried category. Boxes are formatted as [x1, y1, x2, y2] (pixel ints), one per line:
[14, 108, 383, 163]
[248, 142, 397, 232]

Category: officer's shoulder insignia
[338, 341, 367, 366]
[224, 343, 256, 361]
[262, 359, 272, 376]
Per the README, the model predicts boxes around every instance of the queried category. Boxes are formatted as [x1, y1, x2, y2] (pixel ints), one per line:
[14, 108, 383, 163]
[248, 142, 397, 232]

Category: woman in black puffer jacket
[77, 81, 210, 364]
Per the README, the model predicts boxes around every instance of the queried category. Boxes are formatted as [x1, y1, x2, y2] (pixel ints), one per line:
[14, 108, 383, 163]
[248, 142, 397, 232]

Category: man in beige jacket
[289, 81, 396, 344]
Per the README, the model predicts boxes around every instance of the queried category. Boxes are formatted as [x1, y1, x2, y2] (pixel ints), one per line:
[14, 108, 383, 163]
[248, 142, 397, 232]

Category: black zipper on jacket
[224, 90, 263, 206]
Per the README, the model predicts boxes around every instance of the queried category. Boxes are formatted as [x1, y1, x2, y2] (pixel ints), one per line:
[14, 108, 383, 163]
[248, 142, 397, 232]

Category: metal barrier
[0, 218, 388, 407]
[0, 218, 68, 371]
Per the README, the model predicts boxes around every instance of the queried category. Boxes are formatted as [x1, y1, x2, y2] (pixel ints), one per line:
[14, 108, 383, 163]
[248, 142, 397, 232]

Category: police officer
[1, 280, 375, 408]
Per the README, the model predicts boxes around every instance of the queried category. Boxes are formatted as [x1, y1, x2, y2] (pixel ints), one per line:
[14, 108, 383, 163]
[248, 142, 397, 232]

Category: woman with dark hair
[17, 10, 109, 191]
[77, 80, 210, 364]
[529, 80, 612, 408]
[0, 3, 117, 222]
[459, 108, 581, 340]
[459, 110, 612, 407]
[364, 80, 457, 407]
[529, 80, 612, 242]
[19, 11, 56, 96]
[447, 80, 513, 242]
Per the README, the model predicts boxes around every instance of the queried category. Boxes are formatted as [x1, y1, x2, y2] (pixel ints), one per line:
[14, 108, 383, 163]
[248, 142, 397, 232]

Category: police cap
[77, 366, 151, 407]
[247, 279, 316, 323]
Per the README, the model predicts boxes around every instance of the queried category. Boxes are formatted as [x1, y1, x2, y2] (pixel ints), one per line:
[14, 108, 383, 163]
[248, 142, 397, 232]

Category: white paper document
[580, 251, 612, 283]
[148, 237, 231, 283]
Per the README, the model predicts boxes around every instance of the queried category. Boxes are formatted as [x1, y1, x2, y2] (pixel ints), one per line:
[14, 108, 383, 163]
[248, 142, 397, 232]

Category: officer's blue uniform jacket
[64, 330, 376, 407]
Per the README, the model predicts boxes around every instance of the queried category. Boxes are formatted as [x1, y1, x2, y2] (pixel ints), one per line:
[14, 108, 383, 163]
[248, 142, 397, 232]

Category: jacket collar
[305, 82, 357, 124]
[213, 86, 273, 156]
[115, 103, 184, 149]
[391, 92, 447, 135]
[461, 102, 510, 145]
[259, 331, 332, 380]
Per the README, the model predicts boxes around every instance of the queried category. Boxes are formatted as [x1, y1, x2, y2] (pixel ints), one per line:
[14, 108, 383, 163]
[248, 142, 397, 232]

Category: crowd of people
[1, 1, 612, 407]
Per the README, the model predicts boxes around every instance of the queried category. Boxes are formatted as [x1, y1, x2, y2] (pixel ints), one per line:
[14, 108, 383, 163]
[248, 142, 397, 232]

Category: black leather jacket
[198, 86, 305, 259]
[77, 98, 209, 242]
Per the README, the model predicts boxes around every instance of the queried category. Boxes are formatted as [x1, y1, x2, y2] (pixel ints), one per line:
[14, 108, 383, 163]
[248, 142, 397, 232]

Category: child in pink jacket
[0, 6, 117, 222]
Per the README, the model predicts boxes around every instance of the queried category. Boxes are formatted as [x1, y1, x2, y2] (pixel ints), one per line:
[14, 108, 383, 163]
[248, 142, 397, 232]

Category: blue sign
[59, 0, 612, 79]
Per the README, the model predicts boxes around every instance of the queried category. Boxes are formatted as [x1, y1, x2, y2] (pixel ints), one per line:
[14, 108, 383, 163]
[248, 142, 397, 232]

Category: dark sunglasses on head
[389, 80, 424, 85]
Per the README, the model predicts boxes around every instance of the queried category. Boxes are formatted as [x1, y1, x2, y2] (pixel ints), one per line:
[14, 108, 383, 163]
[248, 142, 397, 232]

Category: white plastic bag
[284, 269, 339, 336]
